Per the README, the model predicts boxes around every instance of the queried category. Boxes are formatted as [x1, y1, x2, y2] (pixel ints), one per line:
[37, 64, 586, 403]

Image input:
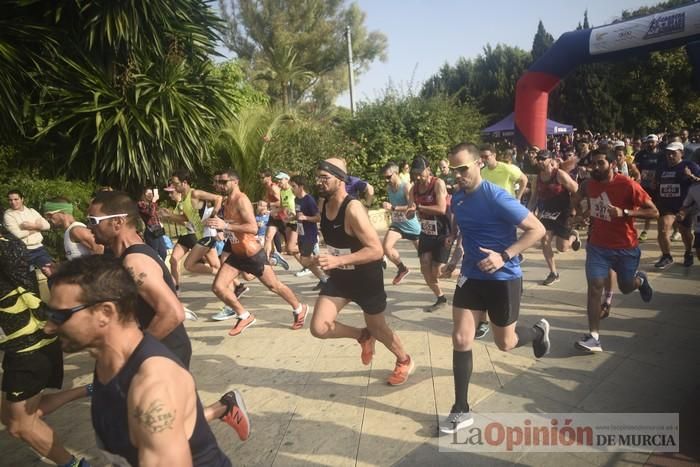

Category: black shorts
[418, 235, 450, 263]
[196, 236, 217, 249]
[658, 205, 692, 228]
[267, 217, 286, 232]
[299, 241, 319, 257]
[320, 267, 386, 315]
[224, 249, 268, 278]
[452, 277, 522, 327]
[222, 240, 232, 253]
[389, 226, 420, 241]
[286, 222, 297, 231]
[2, 339, 63, 402]
[541, 217, 571, 240]
[177, 233, 197, 250]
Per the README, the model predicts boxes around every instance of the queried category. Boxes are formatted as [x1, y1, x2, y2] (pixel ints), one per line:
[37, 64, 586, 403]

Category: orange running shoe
[358, 328, 376, 365]
[219, 390, 250, 441]
[387, 355, 414, 385]
[291, 304, 308, 330]
[228, 314, 256, 336]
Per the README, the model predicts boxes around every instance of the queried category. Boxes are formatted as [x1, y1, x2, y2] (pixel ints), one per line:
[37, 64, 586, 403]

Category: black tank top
[320, 196, 382, 276]
[122, 244, 192, 369]
[91, 334, 231, 467]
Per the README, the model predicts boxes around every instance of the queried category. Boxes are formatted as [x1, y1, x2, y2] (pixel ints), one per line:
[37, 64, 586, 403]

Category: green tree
[218, 0, 388, 108]
[531, 20, 554, 61]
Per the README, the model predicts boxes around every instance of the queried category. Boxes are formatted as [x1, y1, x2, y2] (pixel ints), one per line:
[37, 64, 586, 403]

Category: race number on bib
[659, 183, 681, 198]
[297, 222, 305, 236]
[391, 210, 407, 223]
[457, 275, 468, 288]
[589, 193, 612, 222]
[326, 245, 355, 270]
[420, 219, 438, 236]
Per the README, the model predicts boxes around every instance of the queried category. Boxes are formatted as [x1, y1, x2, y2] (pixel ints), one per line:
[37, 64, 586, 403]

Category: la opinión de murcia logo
[644, 12, 685, 39]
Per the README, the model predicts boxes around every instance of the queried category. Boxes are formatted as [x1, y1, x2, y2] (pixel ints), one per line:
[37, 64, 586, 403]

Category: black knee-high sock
[515, 325, 541, 348]
[453, 350, 472, 412]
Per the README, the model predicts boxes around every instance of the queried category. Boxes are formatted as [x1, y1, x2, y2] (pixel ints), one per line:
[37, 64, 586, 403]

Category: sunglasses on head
[44, 299, 120, 325]
[86, 214, 128, 226]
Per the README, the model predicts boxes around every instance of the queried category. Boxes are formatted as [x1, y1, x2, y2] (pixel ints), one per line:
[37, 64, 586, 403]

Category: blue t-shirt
[451, 181, 529, 280]
[295, 194, 319, 243]
[255, 213, 269, 237]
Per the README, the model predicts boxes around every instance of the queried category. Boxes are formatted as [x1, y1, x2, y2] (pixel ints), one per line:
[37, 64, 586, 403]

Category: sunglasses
[44, 299, 119, 325]
[449, 160, 478, 172]
[86, 214, 128, 226]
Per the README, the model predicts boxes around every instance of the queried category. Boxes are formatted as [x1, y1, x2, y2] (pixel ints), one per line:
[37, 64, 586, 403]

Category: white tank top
[201, 205, 217, 237]
[64, 222, 92, 260]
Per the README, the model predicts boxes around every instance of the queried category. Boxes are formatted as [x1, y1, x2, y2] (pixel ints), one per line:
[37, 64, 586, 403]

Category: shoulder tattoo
[133, 399, 175, 434]
[126, 266, 147, 287]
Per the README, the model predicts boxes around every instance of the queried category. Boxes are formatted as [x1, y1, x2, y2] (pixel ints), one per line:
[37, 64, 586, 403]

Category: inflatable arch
[515, 3, 700, 149]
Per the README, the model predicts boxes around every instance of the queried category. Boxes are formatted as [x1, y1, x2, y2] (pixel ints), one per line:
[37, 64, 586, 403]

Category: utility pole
[345, 26, 355, 116]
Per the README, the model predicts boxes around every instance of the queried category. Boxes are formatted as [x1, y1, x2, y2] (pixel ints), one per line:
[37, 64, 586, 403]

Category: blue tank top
[387, 183, 421, 235]
[91, 334, 231, 467]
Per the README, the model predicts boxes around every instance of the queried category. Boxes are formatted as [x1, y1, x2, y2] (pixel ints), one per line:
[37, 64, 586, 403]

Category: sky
[215, 0, 663, 106]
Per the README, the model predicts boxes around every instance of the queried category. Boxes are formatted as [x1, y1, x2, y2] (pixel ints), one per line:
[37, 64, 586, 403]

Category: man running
[573, 149, 658, 353]
[44, 256, 238, 466]
[44, 199, 103, 260]
[480, 144, 528, 201]
[408, 156, 451, 312]
[207, 169, 309, 334]
[310, 158, 414, 386]
[527, 150, 581, 285]
[290, 175, 327, 289]
[260, 170, 290, 270]
[633, 134, 661, 241]
[380, 162, 420, 285]
[440, 142, 550, 435]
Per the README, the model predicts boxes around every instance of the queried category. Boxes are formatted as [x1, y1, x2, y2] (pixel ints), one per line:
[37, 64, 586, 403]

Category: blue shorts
[585, 243, 640, 285]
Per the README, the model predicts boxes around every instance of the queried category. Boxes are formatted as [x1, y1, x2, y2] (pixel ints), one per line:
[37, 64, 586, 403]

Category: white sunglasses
[86, 213, 128, 226]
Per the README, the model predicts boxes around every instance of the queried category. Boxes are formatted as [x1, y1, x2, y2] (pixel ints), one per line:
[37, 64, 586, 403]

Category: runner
[260, 170, 290, 270]
[633, 134, 661, 241]
[440, 142, 550, 434]
[43, 199, 103, 260]
[527, 150, 581, 285]
[573, 149, 658, 353]
[290, 175, 328, 289]
[677, 177, 700, 263]
[44, 256, 240, 466]
[206, 169, 309, 333]
[310, 158, 414, 385]
[380, 162, 420, 285]
[137, 187, 167, 261]
[408, 156, 451, 312]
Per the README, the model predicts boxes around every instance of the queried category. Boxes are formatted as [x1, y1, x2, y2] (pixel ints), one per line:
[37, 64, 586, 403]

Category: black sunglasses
[44, 299, 120, 325]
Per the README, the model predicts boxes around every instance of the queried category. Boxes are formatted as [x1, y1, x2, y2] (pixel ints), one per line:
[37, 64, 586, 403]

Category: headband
[317, 161, 348, 182]
[43, 201, 74, 215]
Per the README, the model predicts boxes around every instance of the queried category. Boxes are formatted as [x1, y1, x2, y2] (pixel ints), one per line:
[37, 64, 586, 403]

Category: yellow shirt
[481, 162, 523, 196]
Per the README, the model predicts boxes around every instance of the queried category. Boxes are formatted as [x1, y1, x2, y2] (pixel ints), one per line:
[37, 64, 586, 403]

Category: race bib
[297, 222, 305, 236]
[391, 210, 407, 223]
[540, 210, 561, 221]
[589, 192, 612, 222]
[659, 183, 681, 198]
[457, 275, 468, 288]
[420, 219, 438, 236]
[327, 245, 355, 270]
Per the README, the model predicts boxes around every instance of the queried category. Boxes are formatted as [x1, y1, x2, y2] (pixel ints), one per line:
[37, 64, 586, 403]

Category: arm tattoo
[126, 266, 147, 287]
[133, 400, 175, 433]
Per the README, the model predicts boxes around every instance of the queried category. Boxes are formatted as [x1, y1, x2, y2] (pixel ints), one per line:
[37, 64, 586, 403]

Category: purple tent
[482, 112, 574, 138]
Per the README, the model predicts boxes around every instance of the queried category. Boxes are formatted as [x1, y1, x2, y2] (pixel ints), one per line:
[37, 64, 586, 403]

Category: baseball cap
[645, 134, 659, 142]
[612, 140, 625, 149]
[410, 157, 429, 173]
[665, 141, 684, 152]
[274, 172, 290, 180]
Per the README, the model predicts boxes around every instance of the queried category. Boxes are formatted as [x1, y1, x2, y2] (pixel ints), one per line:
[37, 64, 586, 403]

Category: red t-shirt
[586, 174, 650, 249]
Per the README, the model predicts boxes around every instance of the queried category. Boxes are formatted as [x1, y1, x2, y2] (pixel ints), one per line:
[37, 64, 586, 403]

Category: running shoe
[638, 230, 647, 242]
[654, 255, 673, 270]
[392, 267, 410, 285]
[387, 355, 414, 386]
[571, 229, 581, 251]
[358, 329, 376, 365]
[671, 231, 682, 241]
[291, 304, 309, 330]
[212, 305, 237, 321]
[575, 334, 602, 352]
[475, 321, 490, 339]
[184, 307, 198, 321]
[542, 272, 560, 286]
[532, 319, 551, 358]
[234, 284, 250, 299]
[424, 295, 448, 312]
[295, 268, 313, 277]
[228, 314, 256, 336]
[636, 271, 653, 302]
[219, 389, 250, 441]
[683, 251, 694, 267]
[271, 251, 289, 270]
[439, 407, 474, 434]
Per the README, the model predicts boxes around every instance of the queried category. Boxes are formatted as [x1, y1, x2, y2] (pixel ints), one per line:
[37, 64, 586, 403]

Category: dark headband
[317, 161, 348, 182]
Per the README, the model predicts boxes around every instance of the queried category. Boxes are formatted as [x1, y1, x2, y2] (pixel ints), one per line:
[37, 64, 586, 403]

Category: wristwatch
[500, 251, 511, 263]
[622, 209, 630, 217]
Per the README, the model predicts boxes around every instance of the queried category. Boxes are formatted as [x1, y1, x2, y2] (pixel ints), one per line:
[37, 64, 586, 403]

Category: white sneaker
[671, 231, 682, 241]
[294, 268, 313, 277]
[184, 307, 198, 321]
[439, 408, 474, 434]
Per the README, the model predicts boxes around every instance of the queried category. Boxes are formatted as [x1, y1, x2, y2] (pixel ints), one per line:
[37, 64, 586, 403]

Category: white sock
[590, 331, 600, 340]
[293, 304, 303, 314]
[238, 311, 250, 320]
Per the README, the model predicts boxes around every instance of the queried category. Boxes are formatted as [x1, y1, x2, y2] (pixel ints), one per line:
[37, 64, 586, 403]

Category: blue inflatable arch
[515, 3, 700, 148]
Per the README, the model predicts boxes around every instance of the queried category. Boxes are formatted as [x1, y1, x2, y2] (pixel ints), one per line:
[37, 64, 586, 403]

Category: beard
[591, 169, 608, 181]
